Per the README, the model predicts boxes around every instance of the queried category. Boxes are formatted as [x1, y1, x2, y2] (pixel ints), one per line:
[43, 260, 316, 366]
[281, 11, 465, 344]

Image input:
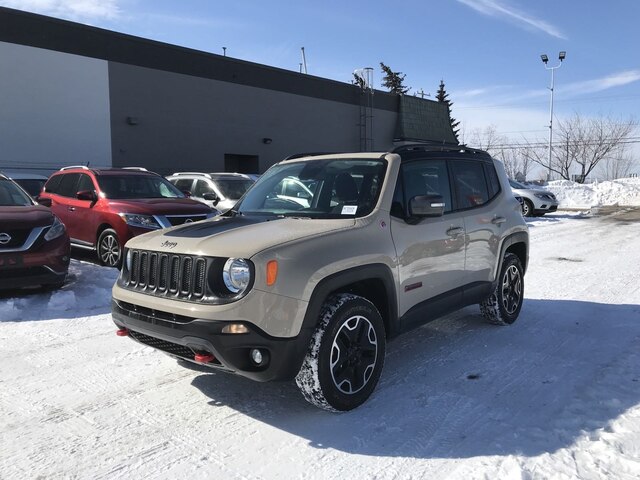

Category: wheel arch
[301, 264, 399, 339]
[496, 232, 529, 278]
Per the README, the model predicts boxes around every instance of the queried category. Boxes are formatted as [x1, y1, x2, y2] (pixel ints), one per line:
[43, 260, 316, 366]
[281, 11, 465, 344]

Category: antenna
[301, 47, 308, 74]
[222, 46, 227, 57]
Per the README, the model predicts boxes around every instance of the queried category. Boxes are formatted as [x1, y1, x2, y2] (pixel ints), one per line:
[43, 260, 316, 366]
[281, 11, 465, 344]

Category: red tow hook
[116, 328, 129, 337]
[194, 353, 215, 363]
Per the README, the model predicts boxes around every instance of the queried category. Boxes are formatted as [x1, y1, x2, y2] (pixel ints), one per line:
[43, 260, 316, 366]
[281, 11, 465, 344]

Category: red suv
[38, 167, 214, 268]
[0, 173, 70, 290]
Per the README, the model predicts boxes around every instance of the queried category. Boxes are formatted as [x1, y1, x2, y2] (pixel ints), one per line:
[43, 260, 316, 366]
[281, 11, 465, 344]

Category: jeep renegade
[112, 144, 529, 411]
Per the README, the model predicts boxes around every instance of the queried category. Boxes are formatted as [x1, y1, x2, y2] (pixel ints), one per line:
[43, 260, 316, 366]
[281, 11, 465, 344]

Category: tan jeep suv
[112, 144, 529, 411]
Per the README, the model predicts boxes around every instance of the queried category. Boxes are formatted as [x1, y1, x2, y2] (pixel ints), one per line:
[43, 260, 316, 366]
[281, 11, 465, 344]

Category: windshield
[0, 179, 34, 206]
[214, 179, 255, 200]
[236, 158, 387, 218]
[97, 175, 185, 199]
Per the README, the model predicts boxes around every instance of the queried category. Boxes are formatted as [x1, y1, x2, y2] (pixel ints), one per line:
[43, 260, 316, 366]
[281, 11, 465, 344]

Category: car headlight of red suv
[118, 213, 162, 229]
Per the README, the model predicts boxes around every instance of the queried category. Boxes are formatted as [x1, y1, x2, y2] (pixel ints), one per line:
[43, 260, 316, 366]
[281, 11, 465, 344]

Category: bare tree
[468, 126, 534, 180]
[529, 113, 637, 182]
[598, 147, 637, 180]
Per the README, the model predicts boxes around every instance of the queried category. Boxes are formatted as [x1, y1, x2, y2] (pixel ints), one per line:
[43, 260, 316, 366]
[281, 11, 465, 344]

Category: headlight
[118, 213, 162, 229]
[44, 216, 66, 241]
[222, 258, 251, 294]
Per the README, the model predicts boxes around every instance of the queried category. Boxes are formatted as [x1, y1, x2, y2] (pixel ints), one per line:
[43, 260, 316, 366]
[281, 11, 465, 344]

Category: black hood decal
[164, 215, 276, 238]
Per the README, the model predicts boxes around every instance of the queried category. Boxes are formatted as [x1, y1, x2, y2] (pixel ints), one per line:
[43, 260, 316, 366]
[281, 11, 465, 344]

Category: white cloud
[560, 70, 640, 96]
[456, 0, 566, 39]
[0, 0, 120, 21]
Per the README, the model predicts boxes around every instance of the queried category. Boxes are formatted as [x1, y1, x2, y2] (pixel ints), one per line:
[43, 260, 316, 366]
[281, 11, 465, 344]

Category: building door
[224, 154, 259, 174]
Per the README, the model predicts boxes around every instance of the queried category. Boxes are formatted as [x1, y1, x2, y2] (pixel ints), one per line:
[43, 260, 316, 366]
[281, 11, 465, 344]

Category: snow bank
[547, 177, 640, 209]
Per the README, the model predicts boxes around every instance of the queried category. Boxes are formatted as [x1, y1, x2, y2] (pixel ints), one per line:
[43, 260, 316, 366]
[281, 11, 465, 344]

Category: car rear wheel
[97, 228, 122, 268]
[521, 199, 534, 217]
[480, 253, 524, 325]
[295, 293, 386, 411]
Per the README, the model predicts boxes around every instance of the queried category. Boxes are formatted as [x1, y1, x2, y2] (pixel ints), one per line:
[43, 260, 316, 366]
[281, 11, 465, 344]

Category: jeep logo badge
[161, 240, 177, 249]
[0, 233, 11, 245]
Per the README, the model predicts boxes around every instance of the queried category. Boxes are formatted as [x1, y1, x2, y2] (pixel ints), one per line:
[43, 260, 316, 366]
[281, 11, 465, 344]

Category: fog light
[250, 348, 263, 365]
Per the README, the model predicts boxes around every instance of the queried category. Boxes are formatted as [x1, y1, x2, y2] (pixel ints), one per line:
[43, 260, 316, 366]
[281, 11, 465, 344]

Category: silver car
[509, 179, 559, 217]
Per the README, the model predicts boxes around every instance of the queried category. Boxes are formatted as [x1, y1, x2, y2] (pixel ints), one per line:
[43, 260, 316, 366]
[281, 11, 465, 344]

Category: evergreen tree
[435, 79, 460, 141]
[380, 62, 410, 95]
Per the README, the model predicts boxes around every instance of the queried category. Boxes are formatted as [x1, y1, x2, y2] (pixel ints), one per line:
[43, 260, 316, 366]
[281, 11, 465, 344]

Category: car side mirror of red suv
[76, 190, 98, 202]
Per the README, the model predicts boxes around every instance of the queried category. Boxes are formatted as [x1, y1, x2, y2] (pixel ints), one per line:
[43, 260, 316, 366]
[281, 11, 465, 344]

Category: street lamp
[540, 51, 566, 180]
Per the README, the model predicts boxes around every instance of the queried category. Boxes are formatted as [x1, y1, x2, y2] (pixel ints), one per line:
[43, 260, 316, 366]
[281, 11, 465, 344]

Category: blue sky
[2, 0, 640, 148]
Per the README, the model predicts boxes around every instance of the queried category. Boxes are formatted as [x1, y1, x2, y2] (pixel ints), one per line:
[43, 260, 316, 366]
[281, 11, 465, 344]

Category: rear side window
[483, 162, 501, 199]
[56, 173, 81, 198]
[44, 174, 63, 194]
[451, 160, 489, 209]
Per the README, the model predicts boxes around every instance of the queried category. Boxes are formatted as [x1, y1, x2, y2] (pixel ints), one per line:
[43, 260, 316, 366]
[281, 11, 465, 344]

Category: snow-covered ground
[2, 211, 640, 479]
[547, 177, 640, 209]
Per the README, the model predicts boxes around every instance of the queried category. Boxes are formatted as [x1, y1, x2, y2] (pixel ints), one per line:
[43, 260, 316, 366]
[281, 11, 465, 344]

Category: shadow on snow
[190, 298, 640, 459]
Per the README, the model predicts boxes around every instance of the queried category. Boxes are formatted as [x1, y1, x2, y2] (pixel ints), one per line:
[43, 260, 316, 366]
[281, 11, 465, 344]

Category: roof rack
[391, 141, 488, 156]
[60, 165, 90, 171]
[171, 172, 212, 179]
[122, 167, 148, 171]
[0, 172, 7, 180]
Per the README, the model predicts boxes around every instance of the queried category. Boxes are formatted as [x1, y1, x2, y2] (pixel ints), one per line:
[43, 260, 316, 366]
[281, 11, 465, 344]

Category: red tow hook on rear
[194, 353, 215, 363]
[116, 328, 129, 337]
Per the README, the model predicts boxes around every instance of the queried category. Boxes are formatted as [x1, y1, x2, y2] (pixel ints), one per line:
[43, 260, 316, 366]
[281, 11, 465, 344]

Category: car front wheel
[97, 228, 122, 268]
[295, 293, 386, 411]
[521, 199, 534, 217]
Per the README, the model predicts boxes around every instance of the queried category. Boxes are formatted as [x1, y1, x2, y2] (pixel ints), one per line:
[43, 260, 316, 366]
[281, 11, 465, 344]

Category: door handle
[492, 216, 506, 225]
[68, 206, 76, 212]
[446, 226, 464, 237]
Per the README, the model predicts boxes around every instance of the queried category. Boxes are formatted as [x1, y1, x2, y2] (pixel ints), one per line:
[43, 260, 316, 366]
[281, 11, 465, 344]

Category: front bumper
[0, 234, 70, 289]
[111, 299, 313, 382]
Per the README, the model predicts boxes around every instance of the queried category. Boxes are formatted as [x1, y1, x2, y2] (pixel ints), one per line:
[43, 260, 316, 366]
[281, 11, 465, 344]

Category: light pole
[540, 51, 566, 180]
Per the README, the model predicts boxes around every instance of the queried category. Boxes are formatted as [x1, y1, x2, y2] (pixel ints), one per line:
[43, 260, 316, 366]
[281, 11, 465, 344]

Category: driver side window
[393, 159, 452, 217]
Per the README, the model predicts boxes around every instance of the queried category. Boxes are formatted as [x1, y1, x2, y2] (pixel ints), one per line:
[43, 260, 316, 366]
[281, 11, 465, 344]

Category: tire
[97, 228, 122, 268]
[480, 253, 524, 326]
[521, 199, 534, 217]
[295, 293, 386, 412]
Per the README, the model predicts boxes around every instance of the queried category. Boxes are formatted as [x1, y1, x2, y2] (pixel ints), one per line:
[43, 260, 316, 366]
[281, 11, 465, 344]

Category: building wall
[108, 62, 397, 175]
[0, 41, 112, 174]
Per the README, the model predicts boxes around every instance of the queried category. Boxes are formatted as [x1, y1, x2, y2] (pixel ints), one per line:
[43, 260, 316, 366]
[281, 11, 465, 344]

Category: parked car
[0, 173, 69, 290]
[38, 166, 215, 268]
[509, 179, 559, 217]
[167, 172, 255, 212]
[4, 172, 48, 198]
[112, 144, 529, 411]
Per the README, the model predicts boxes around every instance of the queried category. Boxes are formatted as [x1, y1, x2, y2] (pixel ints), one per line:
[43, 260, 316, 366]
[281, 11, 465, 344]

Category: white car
[509, 179, 559, 217]
[167, 172, 255, 213]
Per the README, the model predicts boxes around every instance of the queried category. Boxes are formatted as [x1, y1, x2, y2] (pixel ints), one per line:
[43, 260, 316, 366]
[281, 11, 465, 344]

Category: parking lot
[1, 211, 639, 479]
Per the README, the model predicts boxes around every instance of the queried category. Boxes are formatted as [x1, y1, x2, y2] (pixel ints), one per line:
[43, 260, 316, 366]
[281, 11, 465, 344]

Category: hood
[106, 198, 212, 215]
[124, 214, 356, 258]
[0, 205, 54, 229]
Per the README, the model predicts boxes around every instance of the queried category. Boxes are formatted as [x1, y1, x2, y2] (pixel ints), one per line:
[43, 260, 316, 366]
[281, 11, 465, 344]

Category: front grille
[128, 330, 195, 360]
[125, 250, 208, 301]
[0, 228, 31, 249]
[166, 215, 209, 226]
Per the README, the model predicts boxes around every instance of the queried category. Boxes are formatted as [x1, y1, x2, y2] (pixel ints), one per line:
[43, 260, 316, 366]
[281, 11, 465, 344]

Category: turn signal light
[266, 260, 278, 286]
[222, 323, 249, 334]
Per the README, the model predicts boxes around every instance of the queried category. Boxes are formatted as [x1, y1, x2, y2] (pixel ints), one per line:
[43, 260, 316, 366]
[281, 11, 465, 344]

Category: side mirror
[36, 196, 52, 207]
[408, 195, 445, 219]
[202, 192, 219, 205]
[76, 190, 97, 202]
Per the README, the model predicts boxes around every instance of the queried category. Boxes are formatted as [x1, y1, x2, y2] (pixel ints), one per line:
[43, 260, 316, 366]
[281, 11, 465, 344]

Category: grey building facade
[0, 7, 456, 176]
